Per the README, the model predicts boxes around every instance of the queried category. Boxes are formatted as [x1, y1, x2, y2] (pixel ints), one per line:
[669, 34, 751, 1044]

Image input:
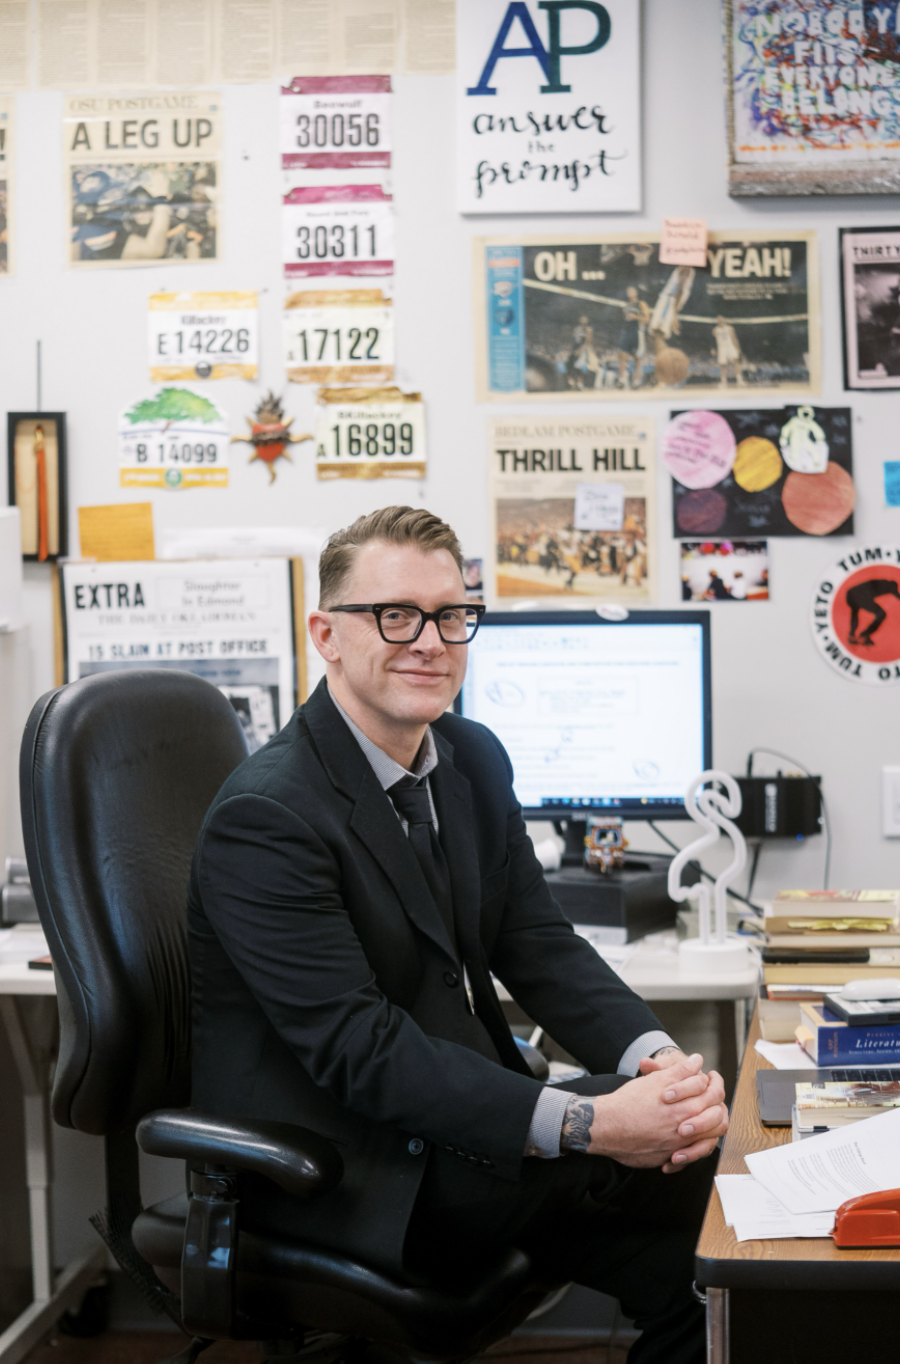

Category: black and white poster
[60, 559, 299, 751]
[457, 0, 640, 215]
[840, 227, 900, 390]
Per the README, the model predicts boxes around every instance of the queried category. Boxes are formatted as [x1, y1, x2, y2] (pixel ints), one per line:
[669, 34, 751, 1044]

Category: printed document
[715, 1174, 833, 1241]
[746, 1106, 900, 1215]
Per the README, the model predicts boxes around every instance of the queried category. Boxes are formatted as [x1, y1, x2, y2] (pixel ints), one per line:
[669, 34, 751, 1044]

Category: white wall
[4, 0, 900, 902]
[4, 0, 900, 1284]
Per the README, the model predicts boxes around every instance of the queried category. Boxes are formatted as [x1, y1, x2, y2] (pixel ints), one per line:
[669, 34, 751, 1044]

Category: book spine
[814, 1027, 900, 1065]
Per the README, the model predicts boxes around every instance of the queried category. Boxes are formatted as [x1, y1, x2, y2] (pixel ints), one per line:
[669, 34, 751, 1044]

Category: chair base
[157, 1338, 213, 1364]
[133, 1194, 553, 1359]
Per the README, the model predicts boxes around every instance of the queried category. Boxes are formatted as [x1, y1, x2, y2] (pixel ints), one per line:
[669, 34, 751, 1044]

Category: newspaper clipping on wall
[60, 559, 299, 751]
[0, 98, 12, 276]
[489, 416, 655, 602]
[64, 90, 220, 268]
[475, 231, 819, 402]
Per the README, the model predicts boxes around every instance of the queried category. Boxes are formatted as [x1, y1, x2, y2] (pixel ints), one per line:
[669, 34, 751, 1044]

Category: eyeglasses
[330, 602, 486, 644]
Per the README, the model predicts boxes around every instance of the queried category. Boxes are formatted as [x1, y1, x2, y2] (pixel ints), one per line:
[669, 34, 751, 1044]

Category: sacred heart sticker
[811, 546, 900, 684]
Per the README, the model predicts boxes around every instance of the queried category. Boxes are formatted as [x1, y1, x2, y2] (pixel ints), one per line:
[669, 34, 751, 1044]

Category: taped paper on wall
[475, 231, 819, 402]
[59, 557, 299, 746]
[78, 503, 156, 561]
[315, 387, 425, 479]
[680, 540, 769, 602]
[280, 75, 392, 170]
[488, 416, 656, 601]
[149, 292, 258, 381]
[402, 0, 455, 74]
[282, 184, 393, 278]
[119, 388, 229, 489]
[667, 407, 854, 540]
[0, 5, 29, 92]
[65, 91, 220, 268]
[283, 288, 393, 383]
[0, 98, 12, 276]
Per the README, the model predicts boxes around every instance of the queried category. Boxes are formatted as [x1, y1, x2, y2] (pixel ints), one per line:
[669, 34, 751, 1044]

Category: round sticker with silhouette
[811, 546, 900, 684]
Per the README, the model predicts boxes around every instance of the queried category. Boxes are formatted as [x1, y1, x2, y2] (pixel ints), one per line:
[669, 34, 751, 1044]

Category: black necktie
[388, 776, 456, 944]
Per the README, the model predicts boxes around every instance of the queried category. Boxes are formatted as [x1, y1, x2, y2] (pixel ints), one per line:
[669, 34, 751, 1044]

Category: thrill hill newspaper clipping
[489, 417, 656, 602]
[64, 90, 220, 267]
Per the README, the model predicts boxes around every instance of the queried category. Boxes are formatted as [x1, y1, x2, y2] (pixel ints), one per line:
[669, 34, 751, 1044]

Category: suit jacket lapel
[431, 735, 531, 1078]
[304, 681, 458, 964]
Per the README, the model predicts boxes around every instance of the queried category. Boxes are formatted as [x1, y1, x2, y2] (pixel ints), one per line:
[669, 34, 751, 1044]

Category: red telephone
[832, 1188, 900, 1248]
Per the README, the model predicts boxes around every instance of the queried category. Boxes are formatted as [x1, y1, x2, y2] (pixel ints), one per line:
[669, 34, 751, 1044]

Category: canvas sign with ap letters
[456, 1, 641, 214]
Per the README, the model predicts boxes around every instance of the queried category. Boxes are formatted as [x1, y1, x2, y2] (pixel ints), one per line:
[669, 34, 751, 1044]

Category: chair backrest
[20, 669, 248, 1135]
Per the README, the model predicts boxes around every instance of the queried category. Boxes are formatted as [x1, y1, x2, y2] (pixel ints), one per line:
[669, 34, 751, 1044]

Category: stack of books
[792, 1078, 900, 1139]
[759, 889, 900, 1041]
[796, 996, 900, 1066]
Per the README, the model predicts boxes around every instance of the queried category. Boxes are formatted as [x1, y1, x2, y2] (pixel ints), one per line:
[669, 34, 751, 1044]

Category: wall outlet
[883, 767, 900, 837]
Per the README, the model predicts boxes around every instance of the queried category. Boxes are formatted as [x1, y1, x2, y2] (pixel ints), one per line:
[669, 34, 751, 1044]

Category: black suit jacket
[188, 679, 663, 1274]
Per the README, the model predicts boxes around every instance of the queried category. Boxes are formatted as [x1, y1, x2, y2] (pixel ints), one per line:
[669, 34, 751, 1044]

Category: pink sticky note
[662, 411, 736, 489]
[659, 218, 708, 268]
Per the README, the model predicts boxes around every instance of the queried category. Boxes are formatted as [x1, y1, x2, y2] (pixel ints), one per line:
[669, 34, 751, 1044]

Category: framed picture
[840, 227, 900, 390]
[726, 1, 900, 197]
[7, 413, 68, 562]
[58, 557, 303, 743]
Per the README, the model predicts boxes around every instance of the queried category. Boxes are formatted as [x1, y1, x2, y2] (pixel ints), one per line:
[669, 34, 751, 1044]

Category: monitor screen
[456, 610, 711, 820]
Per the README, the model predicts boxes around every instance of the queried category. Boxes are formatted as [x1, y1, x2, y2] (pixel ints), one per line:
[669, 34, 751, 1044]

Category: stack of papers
[754, 1039, 817, 1070]
[715, 1174, 834, 1241]
[720, 1105, 900, 1241]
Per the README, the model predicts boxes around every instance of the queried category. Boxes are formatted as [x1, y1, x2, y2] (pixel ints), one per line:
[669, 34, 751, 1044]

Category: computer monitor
[456, 610, 712, 831]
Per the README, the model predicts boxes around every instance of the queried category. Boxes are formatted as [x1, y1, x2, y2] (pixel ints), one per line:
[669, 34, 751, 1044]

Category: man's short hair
[318, 506, 464, 608]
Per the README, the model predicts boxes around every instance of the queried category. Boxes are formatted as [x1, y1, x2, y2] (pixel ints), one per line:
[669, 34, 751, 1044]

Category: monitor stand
[548, 819, 697, 942]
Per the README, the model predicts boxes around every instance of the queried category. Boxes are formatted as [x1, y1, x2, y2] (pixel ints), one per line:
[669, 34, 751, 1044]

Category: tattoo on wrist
[651, 1046, 680, 1060]
[560, 1096, 594, 1154]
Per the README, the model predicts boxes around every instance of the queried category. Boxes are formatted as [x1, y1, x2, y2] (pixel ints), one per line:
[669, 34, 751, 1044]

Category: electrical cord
[746, 747, 830, 890]
[746, 839, 763, 903]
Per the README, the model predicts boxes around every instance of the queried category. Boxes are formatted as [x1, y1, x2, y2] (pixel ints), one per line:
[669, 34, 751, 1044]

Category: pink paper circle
[662, 411, 737, 490]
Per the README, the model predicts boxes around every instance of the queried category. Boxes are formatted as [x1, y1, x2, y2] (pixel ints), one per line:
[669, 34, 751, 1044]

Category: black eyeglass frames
[329, 602, 486, 644]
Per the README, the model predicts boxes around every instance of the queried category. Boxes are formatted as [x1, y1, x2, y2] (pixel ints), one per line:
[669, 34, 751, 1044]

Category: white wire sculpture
[668, 770, 753, 972]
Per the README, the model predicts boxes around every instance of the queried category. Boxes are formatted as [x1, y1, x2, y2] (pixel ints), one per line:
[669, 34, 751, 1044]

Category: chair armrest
[514, 1035, 550, 1082]
[136, 1108, 343, 1200]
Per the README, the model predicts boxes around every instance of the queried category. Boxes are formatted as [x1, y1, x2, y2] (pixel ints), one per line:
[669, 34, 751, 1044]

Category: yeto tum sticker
[811, 546, 900, 684]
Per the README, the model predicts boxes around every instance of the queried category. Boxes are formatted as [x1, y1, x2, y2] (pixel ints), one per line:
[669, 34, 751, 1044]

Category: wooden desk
[696, 1010, 900, 1364]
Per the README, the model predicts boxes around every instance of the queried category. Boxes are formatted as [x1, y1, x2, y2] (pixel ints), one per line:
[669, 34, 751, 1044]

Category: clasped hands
[560, 1050, 728, 1174]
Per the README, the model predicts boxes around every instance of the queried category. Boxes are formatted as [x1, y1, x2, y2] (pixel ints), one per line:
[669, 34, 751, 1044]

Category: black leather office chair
[21, 671, 557, 1364]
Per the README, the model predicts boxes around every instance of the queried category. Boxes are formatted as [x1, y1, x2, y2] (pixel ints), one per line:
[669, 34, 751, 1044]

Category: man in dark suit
[189, 507, 727, 1364]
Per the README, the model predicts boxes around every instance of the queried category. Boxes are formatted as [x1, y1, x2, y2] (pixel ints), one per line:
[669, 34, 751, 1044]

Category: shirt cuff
[617, 1031, 679, 1077]
[523, 1083, 572, 1159]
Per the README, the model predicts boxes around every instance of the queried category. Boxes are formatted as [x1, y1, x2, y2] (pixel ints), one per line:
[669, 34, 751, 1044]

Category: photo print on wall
[726, 0, 900, 196]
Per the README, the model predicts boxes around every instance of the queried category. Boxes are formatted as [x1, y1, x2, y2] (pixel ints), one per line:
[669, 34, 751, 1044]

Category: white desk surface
[494, 928, 761, 1004]
[0, 925, 762, 1003]
[0, 926, 56, 995]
